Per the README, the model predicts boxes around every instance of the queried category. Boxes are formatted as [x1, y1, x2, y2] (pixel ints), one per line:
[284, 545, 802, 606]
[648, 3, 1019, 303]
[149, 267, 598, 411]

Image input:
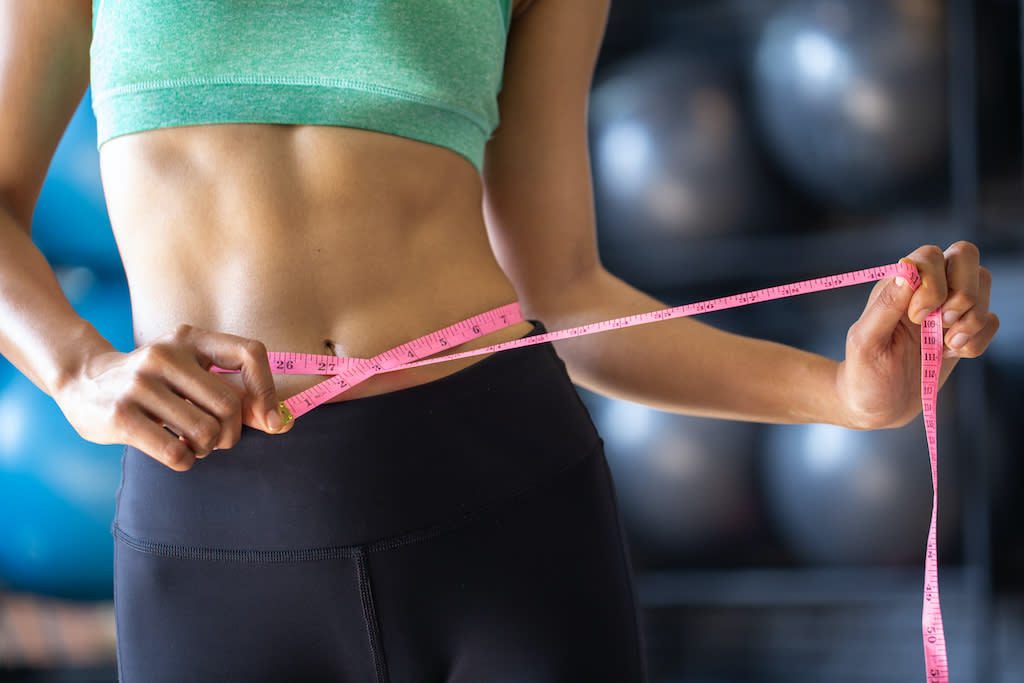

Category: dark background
[1, 0, 1022, 681]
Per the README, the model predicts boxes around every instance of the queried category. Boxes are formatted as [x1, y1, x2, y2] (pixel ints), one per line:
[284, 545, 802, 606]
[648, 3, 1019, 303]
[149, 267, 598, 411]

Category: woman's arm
[0, 0, 98, 391]
[0, 1, 290, 470]
[483, 0, 999, 429]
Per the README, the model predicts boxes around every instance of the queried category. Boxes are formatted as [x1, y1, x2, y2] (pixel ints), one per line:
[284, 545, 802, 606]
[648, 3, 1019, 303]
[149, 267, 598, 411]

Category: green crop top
[90, 0, 513, 172]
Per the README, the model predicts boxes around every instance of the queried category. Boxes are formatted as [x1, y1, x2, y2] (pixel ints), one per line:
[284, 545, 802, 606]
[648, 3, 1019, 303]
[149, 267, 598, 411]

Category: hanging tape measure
[921, 303, 947, 683]
[215, 260, 949, 682]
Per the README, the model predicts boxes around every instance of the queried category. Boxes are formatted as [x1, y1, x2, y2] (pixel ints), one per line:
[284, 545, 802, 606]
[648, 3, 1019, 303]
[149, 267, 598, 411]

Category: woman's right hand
[54, 324, 292, 471]
[2, 5, 294, 472]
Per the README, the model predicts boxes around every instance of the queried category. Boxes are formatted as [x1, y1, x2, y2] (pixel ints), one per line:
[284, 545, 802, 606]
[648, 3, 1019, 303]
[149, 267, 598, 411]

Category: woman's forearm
[526, 266, 850, 427]
[0, 206, 116, 395]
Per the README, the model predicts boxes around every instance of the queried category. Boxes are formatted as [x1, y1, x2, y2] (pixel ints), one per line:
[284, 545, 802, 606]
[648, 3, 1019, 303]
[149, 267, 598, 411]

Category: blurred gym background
[1, 0, 1021, 681]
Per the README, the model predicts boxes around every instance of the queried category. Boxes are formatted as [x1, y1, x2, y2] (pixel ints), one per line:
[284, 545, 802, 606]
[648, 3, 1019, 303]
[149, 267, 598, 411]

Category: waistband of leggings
[114, 320, 604, 552]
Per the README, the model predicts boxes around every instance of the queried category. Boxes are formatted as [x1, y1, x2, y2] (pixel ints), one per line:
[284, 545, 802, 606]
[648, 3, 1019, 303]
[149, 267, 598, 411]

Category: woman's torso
[93, 0, 531, 402]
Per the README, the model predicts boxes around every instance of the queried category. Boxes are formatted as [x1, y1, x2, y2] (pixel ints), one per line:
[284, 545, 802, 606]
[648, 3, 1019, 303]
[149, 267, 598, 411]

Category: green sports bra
[90, 0, 513, 172]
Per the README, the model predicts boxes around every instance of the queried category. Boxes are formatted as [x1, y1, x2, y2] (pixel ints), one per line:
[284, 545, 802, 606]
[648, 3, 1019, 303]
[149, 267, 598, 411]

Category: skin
[0, 0, 1000, 475]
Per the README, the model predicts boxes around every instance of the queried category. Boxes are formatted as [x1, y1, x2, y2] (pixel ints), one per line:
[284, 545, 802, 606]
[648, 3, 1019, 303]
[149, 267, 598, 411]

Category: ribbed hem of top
[92, 82, 489, 172]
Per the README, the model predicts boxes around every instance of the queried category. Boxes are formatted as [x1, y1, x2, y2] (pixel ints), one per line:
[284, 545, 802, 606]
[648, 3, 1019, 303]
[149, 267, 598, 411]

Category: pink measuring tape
[219, 260, 949, 681]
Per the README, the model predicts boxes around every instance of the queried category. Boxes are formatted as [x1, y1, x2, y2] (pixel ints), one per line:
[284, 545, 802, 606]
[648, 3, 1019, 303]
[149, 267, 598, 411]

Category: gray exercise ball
[584, 391, 762, 566]
[753, 0, 947, 209]
[762, 413, 961, 566]
[590, 52, 774, 247]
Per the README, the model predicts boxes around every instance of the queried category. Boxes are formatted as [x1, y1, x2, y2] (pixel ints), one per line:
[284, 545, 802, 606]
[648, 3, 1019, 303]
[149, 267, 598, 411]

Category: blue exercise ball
[582, 390, 763, 567]
[0, 357, 13, 391]
[0, 272, 133, 600]
[32, 88, 123, 275]
[752, 0, 947, 209]
[56, 266, 136, 353]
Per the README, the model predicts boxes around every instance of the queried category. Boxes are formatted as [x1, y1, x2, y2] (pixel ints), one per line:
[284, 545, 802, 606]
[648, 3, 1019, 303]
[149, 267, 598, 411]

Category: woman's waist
[131, 278, 533, 402]
[113, 329, 603, 552]
[266, 314, 537, 404]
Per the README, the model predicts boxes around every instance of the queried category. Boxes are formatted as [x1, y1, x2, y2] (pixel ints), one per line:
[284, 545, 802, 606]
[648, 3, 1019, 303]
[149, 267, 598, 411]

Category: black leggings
[112, 330, 646, 682]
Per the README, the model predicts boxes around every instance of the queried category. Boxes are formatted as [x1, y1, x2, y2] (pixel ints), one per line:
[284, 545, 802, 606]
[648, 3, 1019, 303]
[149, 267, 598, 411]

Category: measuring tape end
[897, 259, 923, 291]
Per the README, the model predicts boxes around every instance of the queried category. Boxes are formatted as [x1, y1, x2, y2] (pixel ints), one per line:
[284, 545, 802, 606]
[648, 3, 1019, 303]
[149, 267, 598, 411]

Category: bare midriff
[99, 123, 531, 402]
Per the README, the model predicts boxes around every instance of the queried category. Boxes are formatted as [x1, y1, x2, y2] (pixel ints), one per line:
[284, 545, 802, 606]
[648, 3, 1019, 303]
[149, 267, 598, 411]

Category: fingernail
[944, 348, 960, 359]
[895, 277, 907, 288]
[942, 310, 960, 326]
[266, 402, 291, 431]
[949, 333, 968, 349]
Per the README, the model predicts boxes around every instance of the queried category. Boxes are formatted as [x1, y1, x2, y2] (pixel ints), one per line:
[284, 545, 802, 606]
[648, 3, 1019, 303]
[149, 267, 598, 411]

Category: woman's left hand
[836, 241, 1000, 429]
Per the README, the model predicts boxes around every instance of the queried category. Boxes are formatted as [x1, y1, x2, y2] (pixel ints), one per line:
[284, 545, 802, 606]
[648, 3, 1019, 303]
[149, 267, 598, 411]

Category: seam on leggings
[355, 548, 390, 683]
[111, 525, 363, 563]
[113, 541, 127, 683]
[111, 440, 601, 564]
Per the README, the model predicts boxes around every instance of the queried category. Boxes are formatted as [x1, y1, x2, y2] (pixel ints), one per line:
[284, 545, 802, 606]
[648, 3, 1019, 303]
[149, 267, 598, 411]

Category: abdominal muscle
[98, 123, 532, 402]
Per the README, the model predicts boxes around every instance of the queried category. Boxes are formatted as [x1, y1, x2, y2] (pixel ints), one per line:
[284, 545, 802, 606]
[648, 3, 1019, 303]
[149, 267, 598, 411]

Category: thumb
[223, 373, 294, 434]
[851, 276, 916, 348]
[242, 390, 294, 435]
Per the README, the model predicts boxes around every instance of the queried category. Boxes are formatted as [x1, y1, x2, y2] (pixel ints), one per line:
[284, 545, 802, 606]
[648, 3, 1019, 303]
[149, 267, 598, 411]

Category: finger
[183, 326, 292, 434]
[945, 266, 992, 355]
[901, 246, 947, 324]
[949, 309, 1000, 360]
[125, 376, 225, 457]
[847, 275, 915, 352]
[939, 241, 981, 329]
[131, 339, 246, 449]
[116, 406, 198, 472]
[159, 397, 222, 458]
[158, 365, 245, 450]
[964, 310, 1000, 358]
